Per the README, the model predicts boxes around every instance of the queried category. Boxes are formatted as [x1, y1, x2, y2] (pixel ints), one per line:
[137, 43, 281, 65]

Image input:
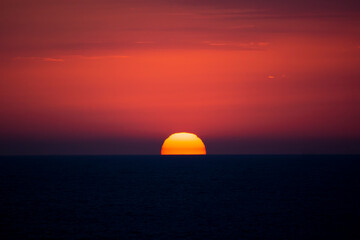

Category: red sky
[1, 0, 359, 154]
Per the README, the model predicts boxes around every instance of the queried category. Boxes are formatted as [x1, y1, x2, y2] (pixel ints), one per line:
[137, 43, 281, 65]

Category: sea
[0, 155, 359, 239]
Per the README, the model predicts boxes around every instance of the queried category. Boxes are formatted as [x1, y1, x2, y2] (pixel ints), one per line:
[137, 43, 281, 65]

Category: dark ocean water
[0, 155, 359, 239]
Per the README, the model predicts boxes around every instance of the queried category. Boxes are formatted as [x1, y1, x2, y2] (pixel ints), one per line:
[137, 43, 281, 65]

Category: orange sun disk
[161, 132, 206, 155]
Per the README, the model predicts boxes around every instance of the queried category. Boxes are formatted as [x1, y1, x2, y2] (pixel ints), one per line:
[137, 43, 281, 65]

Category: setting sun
[161, 132, 206, 155]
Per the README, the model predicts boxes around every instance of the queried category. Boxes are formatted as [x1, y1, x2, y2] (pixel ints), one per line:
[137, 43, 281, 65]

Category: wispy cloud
[14, 57, 64, 62]
[135, 41, 155, 44]
[203, 41, 270, 50]
[267, 74, 286, 79]
[13, 55, 129, 62]
[74, 55, 129, 60]
[167, 8, 348, 20]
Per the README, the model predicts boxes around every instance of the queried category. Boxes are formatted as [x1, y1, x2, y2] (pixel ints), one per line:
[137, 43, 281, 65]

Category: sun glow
[161, 132, 206, 155]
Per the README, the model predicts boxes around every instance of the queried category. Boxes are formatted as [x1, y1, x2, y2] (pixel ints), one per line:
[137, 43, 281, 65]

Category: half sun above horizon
[161, 132, 206, 155]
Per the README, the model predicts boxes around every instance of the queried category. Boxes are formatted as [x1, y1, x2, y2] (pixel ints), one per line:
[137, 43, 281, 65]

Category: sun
[161, 132, 206, 155]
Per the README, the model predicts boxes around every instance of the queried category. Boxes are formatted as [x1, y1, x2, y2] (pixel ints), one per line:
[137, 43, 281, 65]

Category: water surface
[0, 155, 359, 239]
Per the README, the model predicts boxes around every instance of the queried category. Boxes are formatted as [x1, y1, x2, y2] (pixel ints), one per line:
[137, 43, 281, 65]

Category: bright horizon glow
[161, 132, 206, 155]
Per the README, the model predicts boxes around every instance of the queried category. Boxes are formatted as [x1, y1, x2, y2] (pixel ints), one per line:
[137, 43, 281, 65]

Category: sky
[0, 0, 359, 154]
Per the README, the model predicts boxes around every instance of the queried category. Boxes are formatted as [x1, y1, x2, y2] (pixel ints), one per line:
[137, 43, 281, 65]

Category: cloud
[13, 55, 129, 62]
[135, 41, 155, 44]
[159, 0, 360, 14]
[13, 57, 64, 62]
[74, 55, 129, 60]
[203, 41, 270, 50]
[267, 74, 286, 79]
[189, 10, 348, 20]
[1, 0, 358, 55]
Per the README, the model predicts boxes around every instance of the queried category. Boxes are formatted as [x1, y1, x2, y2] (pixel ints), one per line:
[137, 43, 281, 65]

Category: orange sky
[0, 0, 359, 154]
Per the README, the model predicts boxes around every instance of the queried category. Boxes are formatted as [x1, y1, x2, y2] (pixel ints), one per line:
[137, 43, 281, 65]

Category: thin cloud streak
[13, 55, 129, 62]
[13, 57, 64, 62]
